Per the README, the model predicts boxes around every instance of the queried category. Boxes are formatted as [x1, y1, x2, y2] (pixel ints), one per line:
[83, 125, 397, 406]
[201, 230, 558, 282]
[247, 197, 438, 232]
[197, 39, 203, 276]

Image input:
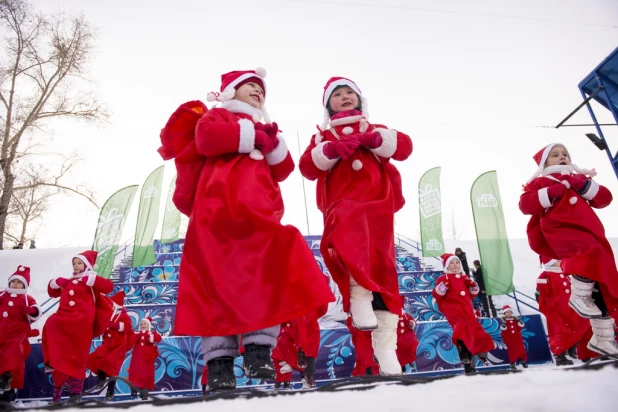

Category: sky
[6, 0, 618, 249]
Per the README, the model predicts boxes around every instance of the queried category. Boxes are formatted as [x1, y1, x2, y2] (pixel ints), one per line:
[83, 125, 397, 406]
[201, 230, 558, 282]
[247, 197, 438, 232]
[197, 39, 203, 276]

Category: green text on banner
[418, 167, 445, 257]
[470, 171, 514, 295]
[132, 166, 165, 267]
[92, 185, 139, 279]
[160, 175, 181, 244]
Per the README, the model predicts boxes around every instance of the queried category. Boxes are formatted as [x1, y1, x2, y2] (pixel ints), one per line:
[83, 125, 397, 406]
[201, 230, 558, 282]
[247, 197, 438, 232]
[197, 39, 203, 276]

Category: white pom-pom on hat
[18, 266, 25, 272]
[255, 67, 267, 78]
[206, 92, 218, 102]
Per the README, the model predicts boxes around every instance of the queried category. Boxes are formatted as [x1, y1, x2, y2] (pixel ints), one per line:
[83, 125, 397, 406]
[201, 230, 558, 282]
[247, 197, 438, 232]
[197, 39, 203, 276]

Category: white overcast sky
[15, 0, 618, 248]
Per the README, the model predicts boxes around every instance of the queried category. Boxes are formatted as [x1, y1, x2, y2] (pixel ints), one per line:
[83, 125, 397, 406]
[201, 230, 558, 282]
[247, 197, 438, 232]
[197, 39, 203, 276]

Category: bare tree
[0, 0, 107, 249]
[446, 206, 463, 240]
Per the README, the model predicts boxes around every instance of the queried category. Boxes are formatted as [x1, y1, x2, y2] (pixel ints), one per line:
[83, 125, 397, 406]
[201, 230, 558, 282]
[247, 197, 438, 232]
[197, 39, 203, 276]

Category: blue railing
[505, 289, 540, 314]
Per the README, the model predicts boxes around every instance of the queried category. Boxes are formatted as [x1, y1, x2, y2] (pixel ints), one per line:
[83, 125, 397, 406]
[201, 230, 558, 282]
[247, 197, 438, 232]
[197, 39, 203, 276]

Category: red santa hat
[141, 317, 153, 329]
[110, 291, 125, 307]
[8, 265, 31, 288]
[501, 305, 515, 315]
[206, 68, 267, 102]
[441, 253, 462, 274]
[527, 143, 597, 184]
[73, 250, 98, 271]
[320, 76, 369, 130]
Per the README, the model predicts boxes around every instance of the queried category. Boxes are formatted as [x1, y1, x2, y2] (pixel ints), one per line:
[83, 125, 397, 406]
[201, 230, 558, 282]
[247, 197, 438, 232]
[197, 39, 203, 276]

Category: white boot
[349, 277, 378, 330]
[372, 310, 402, 376]
[587, 317, 618, 357]
[568, 276, 602, 319]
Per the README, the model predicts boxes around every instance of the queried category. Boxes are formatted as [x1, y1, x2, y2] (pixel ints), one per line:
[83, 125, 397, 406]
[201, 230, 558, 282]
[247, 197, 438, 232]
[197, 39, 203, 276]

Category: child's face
[545, 145, 570, 167]
[139, 320, 150, 331]
[448, 258, 462, 273]
[72, 258, 86, 273]
[9, 279, 25, 289]
[234, 82, 264, 109]
[505, 310, 513, 317]
[328, 86, 359, 113]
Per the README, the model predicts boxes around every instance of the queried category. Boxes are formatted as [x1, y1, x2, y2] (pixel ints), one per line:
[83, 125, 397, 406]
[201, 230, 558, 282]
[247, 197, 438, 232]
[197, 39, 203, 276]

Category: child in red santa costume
[0, 266, 41, 397]
[272, 318, 307, 390]
[127, 317, 161, 400]
[159, 68, 334, 391]
[536, 258, 598, 366]
[87, 291, 135, 400]
[519, 143, 618, 357]
[432, 254, 495, 374]
[42, 251, 114, 403]
[499, 305, 528, 370]
[299, 77, 413, 376]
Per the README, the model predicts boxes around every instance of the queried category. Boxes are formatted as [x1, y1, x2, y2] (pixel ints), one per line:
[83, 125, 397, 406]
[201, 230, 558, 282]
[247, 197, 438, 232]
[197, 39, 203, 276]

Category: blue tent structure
[557, 46, 618, 179]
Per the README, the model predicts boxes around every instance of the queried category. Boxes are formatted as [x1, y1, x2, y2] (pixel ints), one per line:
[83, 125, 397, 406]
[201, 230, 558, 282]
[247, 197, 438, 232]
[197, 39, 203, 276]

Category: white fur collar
[543, 165, 574, 176]
[4, 287, 27, 295]
[329, 115, 363, 128]
[221, 99, 263, 122]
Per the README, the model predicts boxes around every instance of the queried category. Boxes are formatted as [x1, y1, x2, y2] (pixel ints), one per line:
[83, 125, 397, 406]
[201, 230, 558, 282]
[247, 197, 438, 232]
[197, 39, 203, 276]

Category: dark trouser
[479, 293, 497, 317]
[97, 370, 116, 396]
[371, 292, 388, 311]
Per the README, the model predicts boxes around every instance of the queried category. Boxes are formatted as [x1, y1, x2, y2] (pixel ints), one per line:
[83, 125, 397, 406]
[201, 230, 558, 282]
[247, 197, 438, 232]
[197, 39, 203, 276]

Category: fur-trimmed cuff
[536, 278, 548, 284]
[149, 333, 154, 343]
[435, 282, 448, 296]
[85, 274, 97, 287]
[237, 119, 255, 154]
[500, 324, 507, 331]
[28, 305, 41, 321]
[538, 187, 552, 208]
[518, 320, 525, 327]
[371, 128, 397, 158]
[311, 142, 339, 171]
[118, 322, 125, 332]
[265, 134, 288, 166]
[580, 180, 599, 200]
[469, 284, 480, 294]
[50, 279, 61, 289]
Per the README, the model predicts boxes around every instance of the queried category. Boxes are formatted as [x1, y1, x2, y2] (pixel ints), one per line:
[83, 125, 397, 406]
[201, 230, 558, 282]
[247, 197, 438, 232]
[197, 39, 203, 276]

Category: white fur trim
[28, 305, 41, 321]
[342, 126, 354, 135]
[261, 106, 271, 123]
[73, 255, 93, 271]
[149, 333, 154, 343]
[352, 159, 363, 170]
[8, 275, 28, 288]
[323, 79, 362, 107]
[311, 142, 339, 171]
[50, 279, 61, 290]
[443, 256, 463, 274]
[118, 322, 125, 332]
[5, 287, 26, 295]
[581, 180, 600, 200]
[371, 128, 397, 158]
[221, 99, 264, 121]
[571, 164, 597, 178]
[569, 196, 578, 205]
[321, 108, 330, 130]
[315, 132, 323, 145]
[221, 72, 267, 97]
[561, 180, 571, 189]
[85, 274, 97, 287]
[538, 187, 552, 208]
[237, 119, 256, 154]
[329, 115, 363, 128]
[265, 134, 288, 166]
[543, 165, 574, 176]
[206, 92, 217, 102]
[361, 96, 369, 119]
[359, 118, 369, 133]
[536, 278, 548, 284]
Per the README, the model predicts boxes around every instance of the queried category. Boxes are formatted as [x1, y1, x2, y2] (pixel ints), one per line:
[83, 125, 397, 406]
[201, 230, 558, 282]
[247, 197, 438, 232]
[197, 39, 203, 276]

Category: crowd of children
[2, 68, 616, 403]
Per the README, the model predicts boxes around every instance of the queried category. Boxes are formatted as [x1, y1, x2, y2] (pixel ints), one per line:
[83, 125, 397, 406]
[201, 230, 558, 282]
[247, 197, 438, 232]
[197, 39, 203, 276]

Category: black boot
[297, 349, 308, 369]
[283, 381, 292, 390]
[555, 352, 574, 366]
[139, 389, 149, 401]
[67, 393, 82, 404]
[567, 345, 579, 359]
[457, 341, 471, 364]
[207, 357, 236, 391]
[301, 356, 316, 388]
[0, 388, 16, 403]
[521, 360, 528, 368]
[509, 363, 517, 370]
[365, 367, 374, 376]
[0, 372, 12, 393]
[95, 371, 108, 391]
[463, 363, 476, 375]
[274, 382, 282, 390]
[104, 380, 116, 401]
[243, 344, 275, 379]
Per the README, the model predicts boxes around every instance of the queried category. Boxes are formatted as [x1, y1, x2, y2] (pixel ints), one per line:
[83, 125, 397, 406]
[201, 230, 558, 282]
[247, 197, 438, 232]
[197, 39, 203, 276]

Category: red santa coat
[87, 308, 134, 376]
[128, 330, 162, 390]
[42, 272, 113, 379]
[536, 270, 591, 355]
[299, 113, 413, 314]
[396, 312, 418, 366]
[432, 273, 495, 355]
[346, 317, 378, 376]
[500, 316, 528, 363]
[272, 319, 306, 370]
[519, 170, 617, 298]
[168, 103, 334, 336]
[0, 288, 40, 386]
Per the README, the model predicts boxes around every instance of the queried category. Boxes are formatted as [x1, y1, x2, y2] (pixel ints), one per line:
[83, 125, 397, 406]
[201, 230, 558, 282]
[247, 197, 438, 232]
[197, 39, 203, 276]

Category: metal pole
[297, 132, 311, 235]
[555, 86, 604, 128]
[513, 290, 522, 314]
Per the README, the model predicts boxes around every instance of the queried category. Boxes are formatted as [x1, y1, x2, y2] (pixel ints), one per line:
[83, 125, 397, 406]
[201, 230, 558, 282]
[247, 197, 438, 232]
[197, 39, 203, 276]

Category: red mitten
[323, 139, 360, 160]
[108, 322, 120, 331]
[357, 132, 383, 149]
[55, 277, 68, 288]
[254, 130, 275, 155]
[261, 122, 279, 139]
[29, 329, 40, 338]
[547, 183, 567, 200]
[23, 306, 38, 316]
[464, 278, 476, 288]
[566, 174, 588, 191]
